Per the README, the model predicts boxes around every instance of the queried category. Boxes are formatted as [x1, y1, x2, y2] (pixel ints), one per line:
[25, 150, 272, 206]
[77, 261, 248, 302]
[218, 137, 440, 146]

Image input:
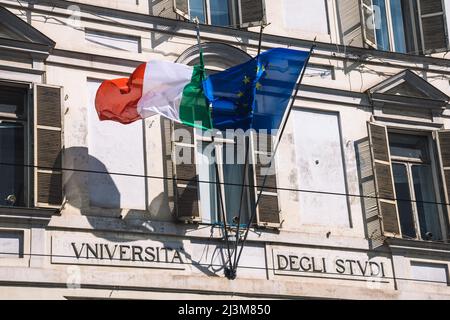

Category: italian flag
[95, 60, 212, 129]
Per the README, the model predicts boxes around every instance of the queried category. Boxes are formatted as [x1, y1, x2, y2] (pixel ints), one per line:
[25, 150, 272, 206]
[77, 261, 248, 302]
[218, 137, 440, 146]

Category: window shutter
[161, 118, 176, 215]
[360, 0, 377, 48]
[238, 0, 266, 28]
[252, 132, 281, 228]
[418, 0, 449, 53]
[173, 0, 189, 20]
[355, 138, 384, 248]
[172, 122, 200, 222]
[336, 0, 364, 47]
[34, 84, 63, 208]
[367, 122, 400, 237]
[152, 0, 177, 19]
[435, 130, 450, 225]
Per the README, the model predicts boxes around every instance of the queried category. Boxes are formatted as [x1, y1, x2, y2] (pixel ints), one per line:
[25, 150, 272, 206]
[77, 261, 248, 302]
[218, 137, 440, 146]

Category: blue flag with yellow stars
[203, 48, 310, 134]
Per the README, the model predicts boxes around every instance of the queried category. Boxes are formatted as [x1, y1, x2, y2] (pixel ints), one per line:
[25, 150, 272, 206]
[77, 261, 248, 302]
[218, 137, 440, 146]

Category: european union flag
[203, 48, 310, 134]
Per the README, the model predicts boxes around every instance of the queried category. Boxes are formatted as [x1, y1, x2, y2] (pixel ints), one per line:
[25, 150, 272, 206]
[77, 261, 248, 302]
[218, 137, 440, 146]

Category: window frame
[383, 0, 422, 54]
[195, 129, 253, 226]
[0, 81, 32, 208]
[185, 0, 238, 27]
[388, 129, 448, 242]
[205, 0, 236, 27]
[362, 0, 448, 54]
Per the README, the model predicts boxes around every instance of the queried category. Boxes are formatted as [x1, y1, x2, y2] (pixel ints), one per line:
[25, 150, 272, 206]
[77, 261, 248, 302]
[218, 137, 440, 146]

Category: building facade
[0, 0, 450, 299]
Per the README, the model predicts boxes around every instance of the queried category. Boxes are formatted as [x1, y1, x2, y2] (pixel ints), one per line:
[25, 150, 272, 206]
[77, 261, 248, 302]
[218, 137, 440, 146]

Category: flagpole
[194, 17, 235, 278]
[230, 23, 267, 277]
[232, 40, 317, 275]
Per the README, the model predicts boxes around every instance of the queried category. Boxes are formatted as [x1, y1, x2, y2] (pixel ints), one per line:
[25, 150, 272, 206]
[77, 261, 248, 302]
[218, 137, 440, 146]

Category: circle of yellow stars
[236, 63, 268, 106]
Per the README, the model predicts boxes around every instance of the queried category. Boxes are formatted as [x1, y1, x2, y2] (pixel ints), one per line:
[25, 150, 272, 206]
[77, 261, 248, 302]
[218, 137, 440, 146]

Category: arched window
[164, 43, 281, 229]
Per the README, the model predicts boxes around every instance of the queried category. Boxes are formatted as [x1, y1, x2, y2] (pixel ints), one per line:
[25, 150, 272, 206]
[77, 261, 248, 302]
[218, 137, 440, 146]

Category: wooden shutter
[172, 122, 200, 222]
[152, 0, 177, 19]
[336, 0, 364, 47]
[34, 84, 63, 208]
[361, 0, 377, 48]
[435, 130, 450, 225]
[173, 0, 189, 19]
[367, 122, 400, 237]
[418, 0, 449, 53]
[162, 118, 176, 214]
[252, 132, 281, 228]
[238, 0, 266, 28]
[355, 138, 384, 248]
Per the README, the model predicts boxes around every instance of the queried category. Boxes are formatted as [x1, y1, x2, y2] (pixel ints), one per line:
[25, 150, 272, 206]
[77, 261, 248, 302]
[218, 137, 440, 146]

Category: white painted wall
[87, 80, 146, 210]
[292, 109, 350, 227]
[282, 0, 329, 35]
[85, 29, 141, 53]
[410, 261, 448, 284]
[0, 231, 22, 258]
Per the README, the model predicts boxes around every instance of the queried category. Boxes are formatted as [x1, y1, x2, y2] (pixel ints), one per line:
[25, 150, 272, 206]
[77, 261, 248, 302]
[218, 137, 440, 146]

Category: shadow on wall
[148, 0, 181, 50]
[63, 146, 120, 215]
[63, 146, 172, 219]
[62, 146, 227, 277]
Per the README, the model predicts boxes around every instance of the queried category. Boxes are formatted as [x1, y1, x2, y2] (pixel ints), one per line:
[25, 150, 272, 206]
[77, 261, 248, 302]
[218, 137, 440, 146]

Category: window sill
[0, 206, 58, 223]
[386, 237, 450, 254]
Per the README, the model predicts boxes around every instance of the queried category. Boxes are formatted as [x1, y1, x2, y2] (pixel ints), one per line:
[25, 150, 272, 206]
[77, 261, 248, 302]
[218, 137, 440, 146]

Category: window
[0, 84, 29, 207]
[389, 133, 442, 240]
[174, 0, 266, 28]
[168, 45, 279, 228]
[368, 123, 449, 242]
[362, 0, 449, 54]
[186, 0, 232, 26]
[196, 133, 251, 225]
[167, 120, 281, 228]
[0, 82, 63, 209]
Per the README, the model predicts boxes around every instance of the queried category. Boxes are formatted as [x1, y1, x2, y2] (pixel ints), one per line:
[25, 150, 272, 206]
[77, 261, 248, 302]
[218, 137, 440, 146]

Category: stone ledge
[0, 206, 59, 224]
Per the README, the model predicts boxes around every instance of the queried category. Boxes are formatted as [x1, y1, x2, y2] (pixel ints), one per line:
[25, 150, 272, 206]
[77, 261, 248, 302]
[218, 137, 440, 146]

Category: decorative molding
[0, 6, 55, 50]
[368, 70, 450, 126]
[176, 42, 251, 68]
[369, 70, 450, 107]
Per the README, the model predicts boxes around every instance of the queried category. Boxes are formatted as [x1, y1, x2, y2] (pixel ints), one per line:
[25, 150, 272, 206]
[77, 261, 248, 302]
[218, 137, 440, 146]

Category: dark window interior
[0, 85, 28, 207]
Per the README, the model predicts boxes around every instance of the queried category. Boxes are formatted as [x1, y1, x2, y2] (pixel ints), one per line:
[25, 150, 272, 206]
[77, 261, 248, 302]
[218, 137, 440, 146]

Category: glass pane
[392, 163, 416, 239]
[209, 0, 230, 26]
[399, 0, 422, 54]
[0, 86, 26, 117]
[412, 165, 442, 241]
[389, 0, 407, 53]
[373, 0, 390, 51]
[0, 121, 25, 207]
[189, 0, 206, 23]
[222, 143, 249, 226]
[197, 141, 218, 223]
[388, 133, 429, 161]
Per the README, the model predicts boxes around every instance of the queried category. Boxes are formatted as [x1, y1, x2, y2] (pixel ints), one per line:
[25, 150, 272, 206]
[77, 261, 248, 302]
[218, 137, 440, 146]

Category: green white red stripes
[95, 60, 212, 129]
